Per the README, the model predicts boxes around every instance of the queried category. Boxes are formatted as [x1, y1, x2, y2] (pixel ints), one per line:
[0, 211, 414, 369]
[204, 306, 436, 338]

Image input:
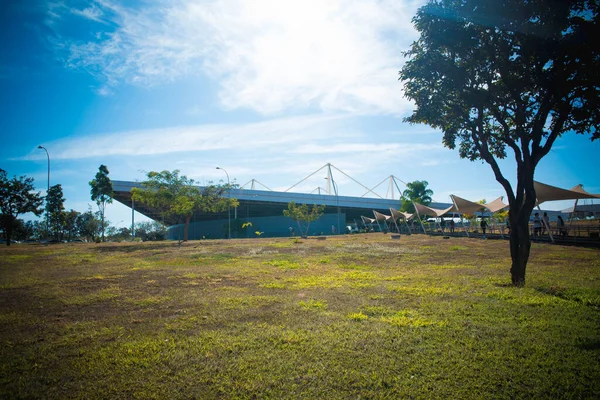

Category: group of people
[532, 212, 567, 239]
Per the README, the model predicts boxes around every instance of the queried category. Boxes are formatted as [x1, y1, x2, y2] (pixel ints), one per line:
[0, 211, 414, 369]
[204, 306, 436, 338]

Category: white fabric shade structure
[372, 210, 391, 222]
[389, 208, 414, 221]
[411, 202, 455, 233]
[486, 197, 510, 213]
[450, 195, 508, 214]
[534, 181, 600, 204]
[532, 181, 600, 243]
[413, 202, 455, 217]
[389, 208, 414, 234]
[360, 215, 377, 231]
[448, 195, 508, 238]
[372, 210, 392, 231]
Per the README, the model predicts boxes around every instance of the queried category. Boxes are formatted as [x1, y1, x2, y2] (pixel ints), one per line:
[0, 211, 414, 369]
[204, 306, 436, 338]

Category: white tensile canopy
[412, 202, 455, 233]
[388, 208, 415, 234]
[532, 181, 600, 243]
[389, 208, 414, 221]
[413, 202, 455, 217]
[372, 210, 392, 232]
[450, 195, 508, 214]
[534, 181, 600, 204]
[486, 197, 509, 213]
[372, 210, 391, 222]
[361, 215, 377, 231]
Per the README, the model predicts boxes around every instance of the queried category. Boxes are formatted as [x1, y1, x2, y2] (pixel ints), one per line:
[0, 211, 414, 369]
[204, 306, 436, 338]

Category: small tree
[90, 165, 114, 242]
[62, 209, 81, 242]
[46, 184, 65, 240]
[400, 0, 599, 285]
[131, 170, 238, 241]
[283, 202, 326, 238]
[0, 169, 44, 246]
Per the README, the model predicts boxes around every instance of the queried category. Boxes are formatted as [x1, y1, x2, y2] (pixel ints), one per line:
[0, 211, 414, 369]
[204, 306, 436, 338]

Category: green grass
[1, 235, 599, 399]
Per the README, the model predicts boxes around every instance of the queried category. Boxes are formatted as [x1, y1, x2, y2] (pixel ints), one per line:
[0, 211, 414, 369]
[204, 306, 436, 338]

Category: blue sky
[1, 0, 599, 227]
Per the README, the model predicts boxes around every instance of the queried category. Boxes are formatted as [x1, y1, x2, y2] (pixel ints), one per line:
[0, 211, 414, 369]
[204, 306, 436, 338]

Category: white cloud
[50, 0, 423, 115]
[71, 4, 106, 23]
[25, 114, 348, 160]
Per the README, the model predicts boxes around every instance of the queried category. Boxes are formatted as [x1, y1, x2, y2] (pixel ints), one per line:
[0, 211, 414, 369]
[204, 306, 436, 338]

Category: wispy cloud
[71, 4, 106, 23]
[47, 0, 423, 115]
[23, 114, 349, 160]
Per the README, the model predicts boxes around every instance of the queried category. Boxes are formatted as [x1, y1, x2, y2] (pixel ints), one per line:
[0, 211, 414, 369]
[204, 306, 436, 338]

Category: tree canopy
[90, 164, 114, 242]
[46, 184, 65, 240]
[0, 169, 44, 246]
[400, 180, 434, 214]
[400, 0, 599, 285]
[131, 170, 238, 241]
[283, 202, 326, 238]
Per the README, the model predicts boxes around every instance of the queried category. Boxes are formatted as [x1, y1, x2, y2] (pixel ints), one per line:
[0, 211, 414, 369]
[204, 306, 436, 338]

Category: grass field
[1, 234, 599, 399]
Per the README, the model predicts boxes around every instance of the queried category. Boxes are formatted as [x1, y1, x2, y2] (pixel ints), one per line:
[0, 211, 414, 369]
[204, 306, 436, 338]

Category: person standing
[533, 213, 542, 239]
[480, 218, 488, 237]
[557, 215, 567, 237]
[449, 219, 455, 233]
[542, 212, 550, 235]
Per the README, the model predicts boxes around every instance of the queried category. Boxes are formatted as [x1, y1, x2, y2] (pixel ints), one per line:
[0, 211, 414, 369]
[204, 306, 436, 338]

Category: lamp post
[37, 146, 50, 241]
[216, 167, 231, 239]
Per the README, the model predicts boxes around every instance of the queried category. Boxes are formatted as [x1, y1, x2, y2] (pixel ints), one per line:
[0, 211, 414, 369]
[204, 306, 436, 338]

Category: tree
[76, 209, 102, 242]
[90, 165, 114, 242]
[400, 180, 434, 214]
[62, 209, 81, 242]
[0, 169, 44, 246]
[283, 202, 326, 238]
[131, 170, 238, 241]
[46, 184, 65, 240]
[400, 0, 599, 286]
[134, 221, 166, 241]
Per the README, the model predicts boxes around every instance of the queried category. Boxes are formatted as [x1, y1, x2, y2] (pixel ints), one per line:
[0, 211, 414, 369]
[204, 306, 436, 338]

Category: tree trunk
[101, 211, 105, 242]
[508, 216, 530, 286]
[183, 216, 191, 241]
[506, 171, 536, 287]
[5, 218, 12, 247]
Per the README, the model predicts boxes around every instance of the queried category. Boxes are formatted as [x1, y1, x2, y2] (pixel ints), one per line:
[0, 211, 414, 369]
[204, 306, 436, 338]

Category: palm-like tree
[401, 180, 434, 213]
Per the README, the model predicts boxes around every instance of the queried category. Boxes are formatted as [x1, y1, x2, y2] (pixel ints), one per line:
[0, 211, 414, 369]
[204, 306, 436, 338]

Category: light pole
[216, 167, 231, 239]
[38, 145, 50, 241]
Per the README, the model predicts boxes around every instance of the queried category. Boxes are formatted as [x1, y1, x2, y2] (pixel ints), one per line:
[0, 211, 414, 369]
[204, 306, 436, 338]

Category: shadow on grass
[92, 242, 177, 253]
[575, 337, 600, 351]
[493, 282, 517, 288]
[534, 286, 600, 308]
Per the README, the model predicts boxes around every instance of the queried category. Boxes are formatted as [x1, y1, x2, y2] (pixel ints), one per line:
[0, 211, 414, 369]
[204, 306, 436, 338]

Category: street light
[38, 145, 50, 241]
[216, 167, 231, 239]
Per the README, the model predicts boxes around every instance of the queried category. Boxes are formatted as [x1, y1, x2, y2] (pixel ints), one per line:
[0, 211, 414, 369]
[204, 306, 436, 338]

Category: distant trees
[283, 202, 326, 238]
[400, 180, 434, 214]
[62, 209, 80, 242]
[131, 170, 238, 241]
[0, 169, 44, 246]
[133, 221, 166, 242]
[75, 209, 102, 242]
[90, 165, 114, 242]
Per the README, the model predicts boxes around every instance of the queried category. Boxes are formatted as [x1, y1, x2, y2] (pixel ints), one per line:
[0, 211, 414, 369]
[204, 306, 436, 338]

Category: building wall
[167, 213, 346, 240]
